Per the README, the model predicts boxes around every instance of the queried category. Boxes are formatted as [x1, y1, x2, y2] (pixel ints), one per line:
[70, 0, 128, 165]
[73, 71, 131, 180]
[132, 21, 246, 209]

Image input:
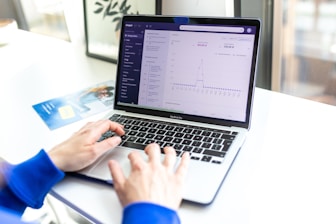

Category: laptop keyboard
[100, 114, 237, 164]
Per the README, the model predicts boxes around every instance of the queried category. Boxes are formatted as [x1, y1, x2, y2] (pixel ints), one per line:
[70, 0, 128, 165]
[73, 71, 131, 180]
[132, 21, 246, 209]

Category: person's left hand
[109, 143, 190, 210]
[48, 120, 124, 172]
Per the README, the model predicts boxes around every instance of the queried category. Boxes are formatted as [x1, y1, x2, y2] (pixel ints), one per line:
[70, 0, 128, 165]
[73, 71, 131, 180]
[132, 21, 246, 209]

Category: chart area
[138, 29, 255, 122]
[162, 31, 254, 121]
[170, 58, 242, 97]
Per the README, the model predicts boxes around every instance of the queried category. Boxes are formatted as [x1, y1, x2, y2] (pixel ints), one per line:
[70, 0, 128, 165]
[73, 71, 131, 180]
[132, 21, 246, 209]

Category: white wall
[161, 0, 234, 17]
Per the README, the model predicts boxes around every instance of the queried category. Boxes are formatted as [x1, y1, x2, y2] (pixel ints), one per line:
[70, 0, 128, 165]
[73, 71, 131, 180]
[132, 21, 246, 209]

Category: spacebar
[121, 141, 146, 150]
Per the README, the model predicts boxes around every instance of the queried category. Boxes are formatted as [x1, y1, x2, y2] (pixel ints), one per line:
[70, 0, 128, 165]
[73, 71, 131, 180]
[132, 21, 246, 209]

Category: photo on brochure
[33, 80, 114, 130]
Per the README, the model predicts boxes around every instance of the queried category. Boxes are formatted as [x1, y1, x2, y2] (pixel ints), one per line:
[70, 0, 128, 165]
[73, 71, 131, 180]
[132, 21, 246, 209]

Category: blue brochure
[33, 80, 114, 130]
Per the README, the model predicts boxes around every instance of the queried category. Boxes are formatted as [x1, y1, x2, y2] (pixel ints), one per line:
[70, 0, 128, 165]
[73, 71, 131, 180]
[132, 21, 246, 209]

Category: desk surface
[1, 30, 336, 224]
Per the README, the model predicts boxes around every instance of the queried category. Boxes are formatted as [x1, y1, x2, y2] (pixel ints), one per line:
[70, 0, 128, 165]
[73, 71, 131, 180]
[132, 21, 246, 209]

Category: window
[21, 0, 70, 41]
[273, 0, 336, 106]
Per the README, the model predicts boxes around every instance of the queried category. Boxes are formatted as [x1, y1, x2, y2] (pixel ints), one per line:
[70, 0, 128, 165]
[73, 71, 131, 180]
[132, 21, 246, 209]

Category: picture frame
[83, 0, 162, 63]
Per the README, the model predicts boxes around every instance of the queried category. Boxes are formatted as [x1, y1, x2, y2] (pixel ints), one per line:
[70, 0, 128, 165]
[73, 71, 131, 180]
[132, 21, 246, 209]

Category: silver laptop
[76, 15, 261, 205]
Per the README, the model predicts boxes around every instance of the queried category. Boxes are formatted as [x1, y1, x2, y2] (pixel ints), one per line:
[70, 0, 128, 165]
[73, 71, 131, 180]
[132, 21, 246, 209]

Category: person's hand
[109, 143, 190, 210]
[48, 120, 124, 172]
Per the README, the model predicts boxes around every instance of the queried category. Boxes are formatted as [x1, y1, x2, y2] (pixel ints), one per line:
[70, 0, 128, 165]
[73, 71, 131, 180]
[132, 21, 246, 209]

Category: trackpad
[77, 146, 177, 183]
[83, 147, 136, 182]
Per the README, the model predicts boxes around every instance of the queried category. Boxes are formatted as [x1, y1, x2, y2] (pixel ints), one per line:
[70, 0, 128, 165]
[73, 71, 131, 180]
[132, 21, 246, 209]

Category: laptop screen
[115, 16, 260, 129]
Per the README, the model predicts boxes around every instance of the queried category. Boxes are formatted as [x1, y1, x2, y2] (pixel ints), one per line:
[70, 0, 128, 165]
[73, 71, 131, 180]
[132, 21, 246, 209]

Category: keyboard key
[139, 127, 149, 132]
[182, 139, 192, 145]
[166, 126, 174, 130]
[192, 129, 202, 135]
[192, 148, 203, 154]
[203, 137, 213, 142]
[145, 133, 155, 139]
[148, 128, 157, 133]
[193, 135, 203, 141]
[203, 149, 225, 158]
[154, 135, 164, 140]
[136, 132, 146, 137]
[148, 123, 157, 128]
[128, 136, 137, 142]
[213, 138, 223, 144]
[191, 141, 202, 147]
[174, 132, 184, 138]
[211, 132, 221, 138]
[109, 114, 120, 121]
[128, 131, 137, 136]
[166, 131, 175, 136]
[211, 144, 223, 151]
[172, 138, 183, 143]
[222, 140, 232, 152]
[201, 142, 211, 148]
[124, 124, 131, 129]
[157, 124, 167, 129]
[221, 134, 235, 140]
[175, 144, 184, 150]
[201, 131, 211, 136]
[163, 136, 173, 142]
[136, 138, 146, 144]
[174, 127, 184, 132]
[145, 139, 155, 144]
[157, 130, 166, 135]
[140, 121, 150, 127]
[183, 128, 193, 133]
[183, 146, 193, 152]
[184, 134, 193, 139]
[201, 156, 212, 162]
[122, 141, 146, 150]
[163, 142, 174, 147]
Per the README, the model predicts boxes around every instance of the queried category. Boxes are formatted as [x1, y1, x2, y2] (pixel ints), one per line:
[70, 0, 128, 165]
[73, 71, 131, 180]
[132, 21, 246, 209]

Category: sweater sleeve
[0, 150, 64, 214]
[122, 202, 181, 224]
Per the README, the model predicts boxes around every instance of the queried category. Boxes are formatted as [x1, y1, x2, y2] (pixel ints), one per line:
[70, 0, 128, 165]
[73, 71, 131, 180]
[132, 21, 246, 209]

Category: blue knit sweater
[0, 150, 180, 223]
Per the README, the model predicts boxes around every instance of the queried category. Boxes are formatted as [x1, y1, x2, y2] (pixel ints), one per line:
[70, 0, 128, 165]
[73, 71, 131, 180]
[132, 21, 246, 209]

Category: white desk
[1, 30, 336, 224]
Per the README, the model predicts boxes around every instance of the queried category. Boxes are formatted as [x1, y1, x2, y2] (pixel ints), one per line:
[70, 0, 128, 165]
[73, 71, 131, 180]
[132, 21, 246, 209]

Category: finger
[103, 120, 125, 136]
[94, 135, 122, 156]
[144, 143, 161, 164]
[175, 152, 190, 180]
[163, 147, 177, 169]
[108, 121, 125, 136]
[89, 120, 124, 142]
[108, 160, 126, 188]
[128, 151, 146, 171]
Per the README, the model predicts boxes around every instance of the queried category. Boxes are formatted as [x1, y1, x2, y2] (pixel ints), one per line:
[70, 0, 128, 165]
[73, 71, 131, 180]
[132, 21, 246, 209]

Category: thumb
[95, 136, 122, 156]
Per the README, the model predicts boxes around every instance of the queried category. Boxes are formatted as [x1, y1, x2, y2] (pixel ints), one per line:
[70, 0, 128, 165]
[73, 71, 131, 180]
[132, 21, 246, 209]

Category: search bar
[180, 25, 244, 33]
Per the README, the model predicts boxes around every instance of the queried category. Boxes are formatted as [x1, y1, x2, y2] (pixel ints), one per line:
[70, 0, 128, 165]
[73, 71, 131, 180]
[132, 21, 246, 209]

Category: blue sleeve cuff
[122, 202, 181, 224]
[4, 149, 64, 209]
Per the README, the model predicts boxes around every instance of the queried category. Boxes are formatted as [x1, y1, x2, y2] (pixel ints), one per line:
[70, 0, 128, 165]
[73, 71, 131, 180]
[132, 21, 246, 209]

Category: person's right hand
[48, 120, 124, 172]
[108, 143, 190, 210]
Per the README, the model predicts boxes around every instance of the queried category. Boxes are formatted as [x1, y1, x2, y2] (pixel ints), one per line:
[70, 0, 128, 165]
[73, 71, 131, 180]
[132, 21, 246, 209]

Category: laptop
[76, 15, 261, 205]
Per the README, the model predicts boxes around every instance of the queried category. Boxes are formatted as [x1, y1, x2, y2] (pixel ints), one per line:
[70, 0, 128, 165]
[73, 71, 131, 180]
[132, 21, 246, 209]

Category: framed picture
[83, 0, 162, 63]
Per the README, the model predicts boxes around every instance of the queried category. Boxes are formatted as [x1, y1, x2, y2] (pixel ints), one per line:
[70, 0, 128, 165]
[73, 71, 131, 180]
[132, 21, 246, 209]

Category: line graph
[169, 58, 242, 98]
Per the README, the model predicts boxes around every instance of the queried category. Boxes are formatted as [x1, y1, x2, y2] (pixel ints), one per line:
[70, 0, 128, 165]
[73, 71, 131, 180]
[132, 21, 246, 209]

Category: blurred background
[1, 0, 335, 106]
[1, 0, 335, 223]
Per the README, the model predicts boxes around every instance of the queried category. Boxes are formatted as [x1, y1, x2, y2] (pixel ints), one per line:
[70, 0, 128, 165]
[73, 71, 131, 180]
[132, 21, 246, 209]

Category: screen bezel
[114, 15, 261, 129]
